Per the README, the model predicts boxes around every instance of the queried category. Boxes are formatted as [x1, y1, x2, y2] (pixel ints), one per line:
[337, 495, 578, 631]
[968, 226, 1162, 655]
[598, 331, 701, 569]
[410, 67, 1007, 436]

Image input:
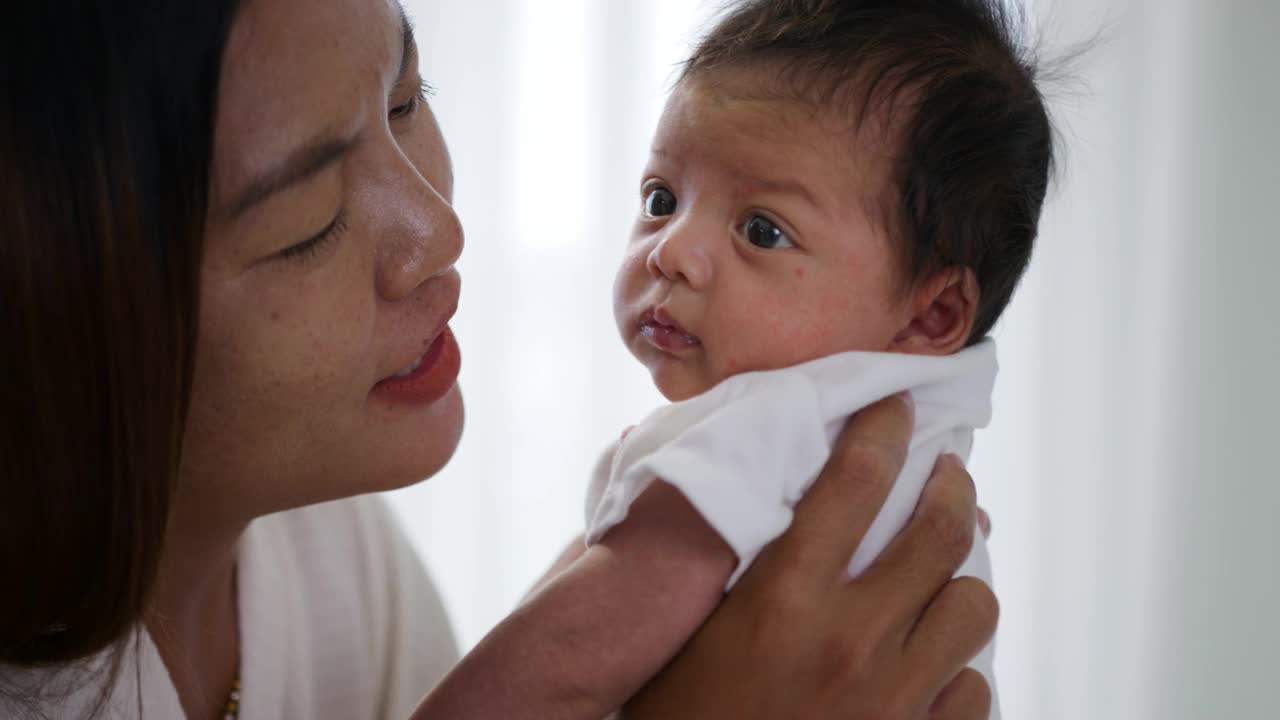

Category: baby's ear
[889, 267, 979, 356]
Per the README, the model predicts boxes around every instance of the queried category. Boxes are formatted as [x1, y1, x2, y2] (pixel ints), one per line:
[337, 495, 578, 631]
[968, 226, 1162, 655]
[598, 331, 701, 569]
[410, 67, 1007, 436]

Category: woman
[0, 0, 996, 718]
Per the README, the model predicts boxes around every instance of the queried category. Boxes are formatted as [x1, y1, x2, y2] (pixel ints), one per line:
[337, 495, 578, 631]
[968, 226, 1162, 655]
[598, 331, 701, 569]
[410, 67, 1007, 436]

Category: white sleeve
[584, 373, 829, 587]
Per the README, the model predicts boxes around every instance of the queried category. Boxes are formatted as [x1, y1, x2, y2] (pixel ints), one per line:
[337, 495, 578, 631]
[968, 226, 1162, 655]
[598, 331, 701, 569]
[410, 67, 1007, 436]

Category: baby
[418, 0, 1051, 717]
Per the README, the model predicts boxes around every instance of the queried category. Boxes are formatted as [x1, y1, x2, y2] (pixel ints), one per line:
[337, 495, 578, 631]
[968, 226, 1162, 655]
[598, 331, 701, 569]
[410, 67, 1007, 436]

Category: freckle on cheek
[270, 310, 280, 322]
[795, 268, 805, 279]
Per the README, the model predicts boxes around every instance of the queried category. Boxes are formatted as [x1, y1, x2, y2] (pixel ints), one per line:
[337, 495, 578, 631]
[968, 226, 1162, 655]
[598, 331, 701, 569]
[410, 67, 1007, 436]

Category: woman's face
[183, 0, 464, 518]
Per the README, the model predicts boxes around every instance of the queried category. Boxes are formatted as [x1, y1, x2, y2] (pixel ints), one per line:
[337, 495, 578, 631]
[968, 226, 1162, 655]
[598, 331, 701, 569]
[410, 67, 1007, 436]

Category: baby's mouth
[639, 307, 701, 353]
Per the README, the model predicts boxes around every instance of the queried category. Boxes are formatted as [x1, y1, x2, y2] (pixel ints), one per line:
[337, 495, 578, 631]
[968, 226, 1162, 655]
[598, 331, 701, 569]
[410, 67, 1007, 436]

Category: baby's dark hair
[683, 0, 1054, 342]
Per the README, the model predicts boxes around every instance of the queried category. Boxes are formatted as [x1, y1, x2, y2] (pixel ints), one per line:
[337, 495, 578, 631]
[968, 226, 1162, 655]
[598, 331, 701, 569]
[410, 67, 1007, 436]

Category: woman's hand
[623, 393, 997, 720]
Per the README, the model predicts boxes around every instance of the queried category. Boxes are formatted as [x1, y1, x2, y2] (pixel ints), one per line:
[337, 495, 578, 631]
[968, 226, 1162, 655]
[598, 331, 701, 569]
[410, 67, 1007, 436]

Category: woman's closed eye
[743, 215, 794, 250]
[643, 186, 677, 218]
[279, 210, 348, 263]
[390, 78, 434, 121]
[274, 77, 433, 267]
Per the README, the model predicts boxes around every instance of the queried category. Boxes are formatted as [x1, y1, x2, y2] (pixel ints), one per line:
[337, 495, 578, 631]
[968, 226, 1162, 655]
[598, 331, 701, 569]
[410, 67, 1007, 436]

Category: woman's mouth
[372, 326, 461, 405]
[639, 307, 701, 353]
[393, 355, 424, 378]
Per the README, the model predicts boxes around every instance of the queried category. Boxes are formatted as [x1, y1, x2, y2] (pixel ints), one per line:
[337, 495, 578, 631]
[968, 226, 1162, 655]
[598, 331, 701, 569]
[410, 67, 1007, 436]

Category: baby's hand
[978, 507, 992, 538]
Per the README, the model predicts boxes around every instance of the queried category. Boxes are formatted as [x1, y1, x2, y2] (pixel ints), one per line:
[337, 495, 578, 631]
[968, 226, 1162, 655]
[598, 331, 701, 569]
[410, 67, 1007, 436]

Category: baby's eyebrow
[648, 146, 681, 168]
[742, 175, 820, 209]
[648, 146, 821, 210]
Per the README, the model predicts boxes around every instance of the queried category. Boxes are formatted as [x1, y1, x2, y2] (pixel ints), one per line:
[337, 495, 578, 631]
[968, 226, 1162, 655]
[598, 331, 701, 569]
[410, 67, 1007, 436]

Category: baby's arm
[523, 532, 588, 602]
[412, 482, 737, 720]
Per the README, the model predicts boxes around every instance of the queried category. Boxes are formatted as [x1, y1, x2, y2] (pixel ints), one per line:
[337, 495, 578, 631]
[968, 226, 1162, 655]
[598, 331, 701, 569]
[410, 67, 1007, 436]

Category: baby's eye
[644, 187, 677, 217]
[744, 215, 794, 250]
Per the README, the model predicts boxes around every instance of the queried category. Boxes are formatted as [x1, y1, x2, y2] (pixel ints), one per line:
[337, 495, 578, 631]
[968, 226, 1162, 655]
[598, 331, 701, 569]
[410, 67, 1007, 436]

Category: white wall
[389, 0, 714, 650]
[388, 2, 1280, 718]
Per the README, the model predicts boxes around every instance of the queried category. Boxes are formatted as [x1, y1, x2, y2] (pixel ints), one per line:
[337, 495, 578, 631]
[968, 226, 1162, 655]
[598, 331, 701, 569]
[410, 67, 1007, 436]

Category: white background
[388, 1, 1280, 718]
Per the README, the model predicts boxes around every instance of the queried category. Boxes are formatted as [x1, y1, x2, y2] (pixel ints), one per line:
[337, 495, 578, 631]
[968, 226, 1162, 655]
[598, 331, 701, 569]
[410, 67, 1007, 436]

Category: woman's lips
[639, 307, 701, 353]
[372, 326, 461, 405]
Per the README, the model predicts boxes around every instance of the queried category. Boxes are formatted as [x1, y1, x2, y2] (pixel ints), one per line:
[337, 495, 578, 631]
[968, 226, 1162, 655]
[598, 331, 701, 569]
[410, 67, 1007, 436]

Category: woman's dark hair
[684, 0, 1054, 342]
[1, 0, 240, 708]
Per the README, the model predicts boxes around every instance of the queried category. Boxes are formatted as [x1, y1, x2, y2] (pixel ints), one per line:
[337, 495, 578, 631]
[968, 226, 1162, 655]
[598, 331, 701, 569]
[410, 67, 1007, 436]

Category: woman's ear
[889, 267, 979, 355]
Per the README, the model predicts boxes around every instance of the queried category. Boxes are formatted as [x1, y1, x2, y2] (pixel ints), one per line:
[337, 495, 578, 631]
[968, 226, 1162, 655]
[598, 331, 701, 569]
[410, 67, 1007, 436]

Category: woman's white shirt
[1, 494, 459, 719]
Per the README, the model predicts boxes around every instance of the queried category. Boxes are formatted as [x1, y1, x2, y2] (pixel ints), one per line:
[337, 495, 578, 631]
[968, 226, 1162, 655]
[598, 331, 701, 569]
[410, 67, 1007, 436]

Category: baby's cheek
[716, 303, 821, 374]
[612, 249, 647, 315]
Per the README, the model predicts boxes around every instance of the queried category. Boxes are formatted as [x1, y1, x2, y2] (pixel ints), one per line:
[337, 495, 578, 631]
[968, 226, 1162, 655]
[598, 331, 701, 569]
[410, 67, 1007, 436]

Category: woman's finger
[977, 508, 991, 539]
[903, 576, 999, 699]
[929, 668, 992, 720]
[771, 393, 914, 584]
[851, 453, 978, 629]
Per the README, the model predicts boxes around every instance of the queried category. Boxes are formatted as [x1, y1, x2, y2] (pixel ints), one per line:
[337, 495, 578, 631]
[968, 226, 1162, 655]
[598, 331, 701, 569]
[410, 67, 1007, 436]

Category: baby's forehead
[662, 69, 902, 196]
[689, 64, 903, 156]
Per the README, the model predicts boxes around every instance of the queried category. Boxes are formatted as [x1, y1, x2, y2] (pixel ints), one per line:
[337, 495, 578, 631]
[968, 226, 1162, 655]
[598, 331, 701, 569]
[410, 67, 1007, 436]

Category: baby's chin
[650, 363, 718, 403]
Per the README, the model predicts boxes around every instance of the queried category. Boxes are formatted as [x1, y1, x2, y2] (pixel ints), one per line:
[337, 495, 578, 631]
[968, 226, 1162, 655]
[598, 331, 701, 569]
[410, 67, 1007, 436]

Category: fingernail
[896, 391, 914, 410]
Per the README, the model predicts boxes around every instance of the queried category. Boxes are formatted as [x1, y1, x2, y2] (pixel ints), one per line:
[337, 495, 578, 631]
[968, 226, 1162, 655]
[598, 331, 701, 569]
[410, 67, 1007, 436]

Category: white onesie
[584, 339, 1000, 720]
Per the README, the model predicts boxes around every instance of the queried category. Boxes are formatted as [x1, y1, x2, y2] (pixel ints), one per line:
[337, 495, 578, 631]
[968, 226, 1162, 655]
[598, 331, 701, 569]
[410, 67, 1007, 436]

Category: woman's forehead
[210, 0, 407, 211]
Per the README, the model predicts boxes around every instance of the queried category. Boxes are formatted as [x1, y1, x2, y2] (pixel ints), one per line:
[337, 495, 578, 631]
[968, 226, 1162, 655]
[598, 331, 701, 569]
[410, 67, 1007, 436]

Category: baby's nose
[646, 226, 713, 290]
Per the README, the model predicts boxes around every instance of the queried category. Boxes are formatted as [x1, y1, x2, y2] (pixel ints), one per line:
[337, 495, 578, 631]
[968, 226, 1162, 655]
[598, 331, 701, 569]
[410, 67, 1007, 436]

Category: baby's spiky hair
[683, 0, 1053, 342]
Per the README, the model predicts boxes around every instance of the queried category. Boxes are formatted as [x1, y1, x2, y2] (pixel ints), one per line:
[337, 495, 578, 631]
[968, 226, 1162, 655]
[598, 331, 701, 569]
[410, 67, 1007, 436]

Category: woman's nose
[645, 221, 713, 290]
[375, 164, 464, 302]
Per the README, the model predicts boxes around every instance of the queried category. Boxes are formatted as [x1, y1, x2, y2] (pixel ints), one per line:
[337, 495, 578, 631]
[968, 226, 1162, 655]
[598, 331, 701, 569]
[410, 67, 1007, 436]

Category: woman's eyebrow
[220, 7, 416, 222]
[223, 136, 355, 221]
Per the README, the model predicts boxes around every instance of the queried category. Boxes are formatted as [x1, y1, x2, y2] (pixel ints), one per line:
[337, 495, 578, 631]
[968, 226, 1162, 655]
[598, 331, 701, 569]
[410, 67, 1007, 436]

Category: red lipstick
[372, 326, 461, 405]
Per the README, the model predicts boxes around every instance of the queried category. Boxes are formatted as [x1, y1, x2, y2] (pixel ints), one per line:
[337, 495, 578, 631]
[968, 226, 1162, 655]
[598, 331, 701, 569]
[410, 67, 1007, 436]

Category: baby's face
[614, 68, 914, 401]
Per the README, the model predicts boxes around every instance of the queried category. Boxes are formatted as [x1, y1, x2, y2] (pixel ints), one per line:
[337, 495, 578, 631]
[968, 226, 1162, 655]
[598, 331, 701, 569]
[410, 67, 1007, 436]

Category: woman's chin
[386, 383, 464, 489]
[255, 384, 464, 517]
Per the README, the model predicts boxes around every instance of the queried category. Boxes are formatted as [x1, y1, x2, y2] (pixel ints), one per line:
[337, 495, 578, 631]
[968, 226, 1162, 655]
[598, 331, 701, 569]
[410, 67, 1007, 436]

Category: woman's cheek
[207, 285, 365, 421]
[281, 262, 378, 368]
